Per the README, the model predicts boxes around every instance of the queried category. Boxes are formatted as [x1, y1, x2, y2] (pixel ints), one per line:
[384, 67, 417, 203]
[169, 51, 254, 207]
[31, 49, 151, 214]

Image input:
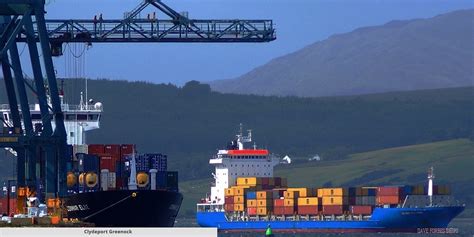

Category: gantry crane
[0, 0, 275, 207]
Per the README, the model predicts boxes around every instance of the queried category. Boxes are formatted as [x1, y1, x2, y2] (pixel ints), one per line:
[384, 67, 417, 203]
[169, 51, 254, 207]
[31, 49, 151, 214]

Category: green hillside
[178, 139, 474, 218]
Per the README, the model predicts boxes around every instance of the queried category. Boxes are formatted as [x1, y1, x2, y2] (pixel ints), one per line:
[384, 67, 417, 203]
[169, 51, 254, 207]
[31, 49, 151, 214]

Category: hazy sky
[33, 0, 473, 85]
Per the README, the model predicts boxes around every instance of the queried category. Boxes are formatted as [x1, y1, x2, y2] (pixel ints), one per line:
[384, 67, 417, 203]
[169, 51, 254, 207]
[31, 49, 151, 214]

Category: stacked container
[318, 188, 347, 215]
[376, 186, 403, 205]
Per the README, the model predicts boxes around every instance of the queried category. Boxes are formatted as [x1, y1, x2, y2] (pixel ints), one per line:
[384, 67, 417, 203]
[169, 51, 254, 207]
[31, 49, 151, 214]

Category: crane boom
[16, 0, 276, 44]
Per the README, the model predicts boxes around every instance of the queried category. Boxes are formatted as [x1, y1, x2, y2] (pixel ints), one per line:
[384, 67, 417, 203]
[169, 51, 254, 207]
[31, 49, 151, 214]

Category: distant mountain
[210, 9, 474, 97]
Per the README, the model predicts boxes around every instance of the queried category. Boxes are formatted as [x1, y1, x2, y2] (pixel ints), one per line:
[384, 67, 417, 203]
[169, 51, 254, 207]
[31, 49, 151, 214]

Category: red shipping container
[297, 205, 319, 215]
[225, 196, 234, 204]
[88, 144, 105, 155]
[100, 155, 117, 172]
[9, 198, 17, 215]
[376, 195, 400, 205]
[224, 204, 234, 212]
[247, 207, 257, 216]
[274, 199, 285, 206]
[274, 206, 294, 215]
[120, 144, 134, 158]
[116, 179, 124, 190]
[104, 144, 121, 156]
[0, 197, 7, 214]
[377, 187, 401, 196]
[350, 205, 373, 215]
[322, 205, 344, 215]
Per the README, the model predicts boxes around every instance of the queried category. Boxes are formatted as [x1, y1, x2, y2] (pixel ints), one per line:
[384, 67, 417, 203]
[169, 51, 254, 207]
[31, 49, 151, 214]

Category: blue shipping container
[156, 171, 167, 188]
[246, 191, 257, 199]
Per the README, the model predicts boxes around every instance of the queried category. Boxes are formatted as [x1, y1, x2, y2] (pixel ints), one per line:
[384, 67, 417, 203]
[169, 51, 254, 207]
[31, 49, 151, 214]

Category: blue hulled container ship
[196, 127, 465, 233]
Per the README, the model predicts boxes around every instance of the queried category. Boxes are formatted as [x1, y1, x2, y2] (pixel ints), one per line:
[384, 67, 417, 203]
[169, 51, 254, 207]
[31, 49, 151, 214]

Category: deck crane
[0, 0, 275, 208]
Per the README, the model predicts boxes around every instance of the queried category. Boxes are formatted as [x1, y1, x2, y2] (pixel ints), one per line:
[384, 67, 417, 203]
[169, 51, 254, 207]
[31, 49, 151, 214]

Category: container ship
[0, 92, 182, 227]
[196, 127, 465, 233]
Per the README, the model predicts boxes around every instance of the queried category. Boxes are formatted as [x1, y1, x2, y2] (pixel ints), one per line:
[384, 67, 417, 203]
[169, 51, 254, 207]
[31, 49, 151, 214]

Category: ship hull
[64, 189, 183, 227]
[196, 206, 464, 232]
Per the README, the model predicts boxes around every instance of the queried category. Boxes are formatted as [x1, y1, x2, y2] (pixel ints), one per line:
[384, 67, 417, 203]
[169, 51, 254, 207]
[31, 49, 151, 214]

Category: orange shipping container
[297, 197, 319, 206]
[257, 190, 275, 199]
[322, 196, 347, 205]
[318, 188, 346, 197]
[247, 199, 257, 207]
[284, 191, 300, 199]
[237, 177, 261, 186]
[225, 188, 234, 196]
[234, 204, 245, 211]
[257, 199, 273, 207]
[376, 196, 400, 205]
[287, 188, 313, 197]
[233, 195, 245, 204]
[232, 186, 251, 196]
[257, 207, 272, 216]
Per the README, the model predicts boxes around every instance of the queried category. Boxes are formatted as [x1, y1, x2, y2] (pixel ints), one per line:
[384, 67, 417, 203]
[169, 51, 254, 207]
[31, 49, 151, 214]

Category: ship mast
[428, 167, 435, 207]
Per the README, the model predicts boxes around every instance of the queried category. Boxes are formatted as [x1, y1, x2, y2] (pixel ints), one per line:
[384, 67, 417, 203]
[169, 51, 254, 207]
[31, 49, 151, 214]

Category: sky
[23, 0, 474, 85]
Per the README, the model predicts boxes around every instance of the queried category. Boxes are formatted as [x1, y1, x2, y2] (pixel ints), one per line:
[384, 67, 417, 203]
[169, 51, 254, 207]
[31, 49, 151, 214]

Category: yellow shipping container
[234, 204, 245, 211]
[284, 190, 300, 199]
[284, 199, 295, 207]
[297, 197, 319, 206]
[247, 199, 257, 207]
[257, 207, 272, 216]
[225, 188, 234, 197]
[237, 177, 261, 186]
[318, 188, 346, 197]
[287, 188, 313, 197]
[257, 199, 273, 207]
[232, 186, 251, 196]
[234, 195, 245, 204]
[257, 191, 274, 199]
[322, 196, 347, 205]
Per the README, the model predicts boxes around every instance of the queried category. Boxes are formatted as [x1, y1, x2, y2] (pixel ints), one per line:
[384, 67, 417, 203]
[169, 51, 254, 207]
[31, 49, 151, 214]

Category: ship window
[88, 114, 98, 120]
[31, 114, 41, 120]
[77, 114, 87, 120]
[65, 114, 75, 120]
[70, 132, 74, 137]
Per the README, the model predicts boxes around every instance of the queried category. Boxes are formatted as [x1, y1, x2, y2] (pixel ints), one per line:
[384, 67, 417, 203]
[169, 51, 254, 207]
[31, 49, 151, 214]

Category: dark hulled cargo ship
[1, 96, 183, 227]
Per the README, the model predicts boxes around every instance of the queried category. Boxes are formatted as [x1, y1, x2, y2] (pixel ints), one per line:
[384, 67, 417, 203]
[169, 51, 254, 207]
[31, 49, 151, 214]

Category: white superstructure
[207, 126, 279, 205]
[1, 91, 102, 146]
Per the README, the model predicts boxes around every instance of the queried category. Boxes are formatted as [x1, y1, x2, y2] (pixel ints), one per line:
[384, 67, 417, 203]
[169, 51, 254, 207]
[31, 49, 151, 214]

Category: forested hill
[0, 79, 473, 181]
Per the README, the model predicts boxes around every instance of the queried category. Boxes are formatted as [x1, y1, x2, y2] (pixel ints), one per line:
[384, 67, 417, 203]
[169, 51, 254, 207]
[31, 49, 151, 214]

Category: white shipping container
[108, 173, 116, 189]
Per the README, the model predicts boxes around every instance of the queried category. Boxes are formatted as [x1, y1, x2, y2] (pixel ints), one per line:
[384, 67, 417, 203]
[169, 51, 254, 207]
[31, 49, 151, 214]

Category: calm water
[175, 218, 474, 237]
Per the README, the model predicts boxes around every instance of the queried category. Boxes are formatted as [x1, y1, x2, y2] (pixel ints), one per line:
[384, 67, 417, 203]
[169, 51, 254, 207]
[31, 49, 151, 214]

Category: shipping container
[246, 199, 257, 207]
[322, 196, 348, 205]
[234, 204, 245, 212]
[297, 197, 319, 206]
[287, 188, 313, 197]
[257, 207, 272, 216]
[273, 206, 294, 215]
[261, 177, 270, 185]
[104, 144, 121, 156]
[0, 197, 7, 214]
[247, 207, 257, 216]
[284, 190, 300, 199]
[350, 205, 373, 215]
[120, 144, 134, 157]
[322, 205, 344, 215]
[280, 178, 288, 188]
[246, 191, 257, 199]
[236, 177, 261, 186]
[234, 196, 245, 204]
[156, 171, 167, 188]
[284, 199, 295, 207]
[318, 188, 346, 197]
[99, 155, 117, 172]
[355, 196, 376, 206]
[257, 199, 273, 207]
[77, 153, 100, 172]
[257, 190, 276, 199]
[412, 185, 425, 195]
[377, 186, 401, 196]
[232, 186, 251, 196]
[108, 172, 116, 189]
[225, 196, 234, 204]
[297, 205, 318, 215]
[376, 195, 400, 205]
[88, 144, 105, 155]
[225, 188, 234, 197]
[224, 204, 234, 212]
[9, 198, 17, 215]
[274, 199, 285, 207]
